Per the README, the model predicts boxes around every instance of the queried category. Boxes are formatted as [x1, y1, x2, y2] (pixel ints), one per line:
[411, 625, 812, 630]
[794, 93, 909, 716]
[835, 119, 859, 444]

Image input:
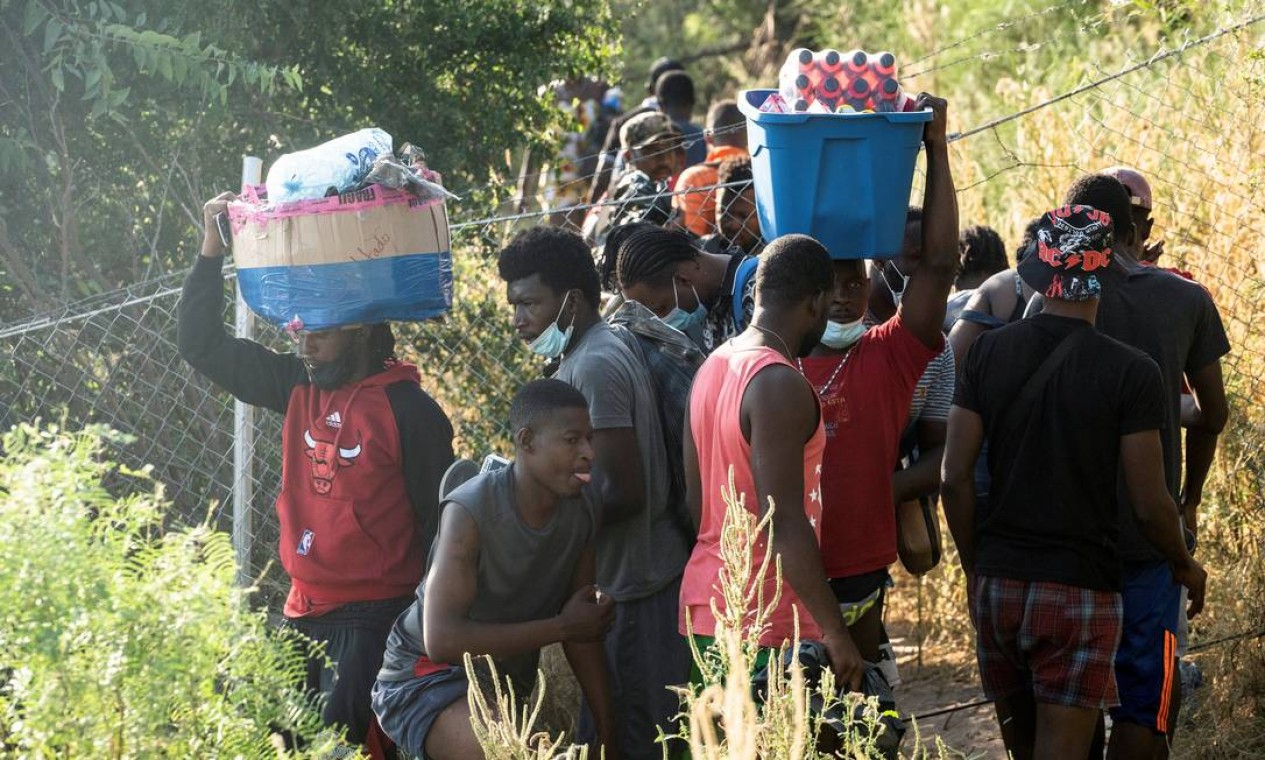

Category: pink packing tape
[227, 183, 444, 234]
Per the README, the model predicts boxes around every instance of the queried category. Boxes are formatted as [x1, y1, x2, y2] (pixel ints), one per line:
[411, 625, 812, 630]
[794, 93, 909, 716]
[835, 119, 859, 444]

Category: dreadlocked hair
[600, 222, 658, 290]
[368, 323, 397, 368]
[615, 227, 699, 290]
[959, 225, 1007, 279]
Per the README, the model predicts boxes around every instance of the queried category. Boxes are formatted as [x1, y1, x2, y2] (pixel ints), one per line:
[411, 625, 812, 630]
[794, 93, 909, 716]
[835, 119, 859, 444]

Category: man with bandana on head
[178, 192, 455, 757]
[942, 204, 1206, 760]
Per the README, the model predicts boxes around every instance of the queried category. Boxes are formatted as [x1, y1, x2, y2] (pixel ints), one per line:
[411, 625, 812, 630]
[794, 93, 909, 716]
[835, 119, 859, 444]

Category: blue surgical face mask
[528, 291, 575, 359]
[820, 317, 866, 350]
[664, 282, 707, 332]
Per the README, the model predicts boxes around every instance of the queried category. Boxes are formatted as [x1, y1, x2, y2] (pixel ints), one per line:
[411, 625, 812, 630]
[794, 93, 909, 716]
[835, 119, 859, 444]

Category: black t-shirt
[955, 314, 1165, 591]
[1094, 266, 1230, 562]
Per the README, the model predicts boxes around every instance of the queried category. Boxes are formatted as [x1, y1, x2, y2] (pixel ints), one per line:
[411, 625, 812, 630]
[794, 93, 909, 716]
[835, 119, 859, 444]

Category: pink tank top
[679, 342, 827, 646]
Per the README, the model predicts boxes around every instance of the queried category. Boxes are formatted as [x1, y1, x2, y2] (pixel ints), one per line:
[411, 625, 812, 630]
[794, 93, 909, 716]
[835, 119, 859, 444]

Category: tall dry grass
[470, 472, 963, 758]
[887, 27, 1265, 758]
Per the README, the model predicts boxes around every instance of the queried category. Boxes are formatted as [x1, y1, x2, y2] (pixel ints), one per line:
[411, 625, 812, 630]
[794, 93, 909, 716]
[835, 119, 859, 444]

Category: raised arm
[744, 365, 864, 691]
[899, 95, 959, 349]
[177, 192, 304, 413]
[423, 504, 615, 665]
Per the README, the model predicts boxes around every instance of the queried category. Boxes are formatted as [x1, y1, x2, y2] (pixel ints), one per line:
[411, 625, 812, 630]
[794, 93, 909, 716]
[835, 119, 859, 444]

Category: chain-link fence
[2, 7, 1264, 625]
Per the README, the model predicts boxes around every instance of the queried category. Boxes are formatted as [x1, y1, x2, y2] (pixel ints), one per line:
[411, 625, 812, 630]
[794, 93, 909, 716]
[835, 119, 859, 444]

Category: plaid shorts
[971, 575, 1123, 710]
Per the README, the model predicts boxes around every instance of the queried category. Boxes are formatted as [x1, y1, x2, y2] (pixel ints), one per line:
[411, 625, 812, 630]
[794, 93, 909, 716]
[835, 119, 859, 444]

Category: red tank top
[679, 342, 827, 646]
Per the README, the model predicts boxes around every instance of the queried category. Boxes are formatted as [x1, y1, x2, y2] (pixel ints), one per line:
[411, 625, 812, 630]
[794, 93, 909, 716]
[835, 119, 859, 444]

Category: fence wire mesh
[2, 8, 1264, 616]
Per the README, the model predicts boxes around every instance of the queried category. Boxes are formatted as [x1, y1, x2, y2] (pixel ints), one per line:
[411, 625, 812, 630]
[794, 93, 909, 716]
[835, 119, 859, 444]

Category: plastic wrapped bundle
[264, 128, 393, 203]
[228, 184, 453, 330]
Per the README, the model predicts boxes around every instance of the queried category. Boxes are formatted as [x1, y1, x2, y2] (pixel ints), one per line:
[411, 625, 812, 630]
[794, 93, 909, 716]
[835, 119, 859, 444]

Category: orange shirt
[673, 145, 749, 237]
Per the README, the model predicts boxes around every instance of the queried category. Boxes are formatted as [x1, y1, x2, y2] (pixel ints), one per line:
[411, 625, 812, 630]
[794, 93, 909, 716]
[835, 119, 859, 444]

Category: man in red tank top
[680, 234, 866, 692]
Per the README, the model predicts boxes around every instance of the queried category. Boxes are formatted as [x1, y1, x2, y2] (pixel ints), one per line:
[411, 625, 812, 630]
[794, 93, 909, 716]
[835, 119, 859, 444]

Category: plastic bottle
[819, 49, 844, 74]
[265, 128, 393, 204]
[845, 49, 869, 75]
[872, 51, 897, 78]
[817, 76, 842, 99]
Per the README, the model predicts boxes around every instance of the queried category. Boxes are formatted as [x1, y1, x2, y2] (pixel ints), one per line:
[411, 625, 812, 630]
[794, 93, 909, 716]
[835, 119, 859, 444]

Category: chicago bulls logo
[303, 429, 362, 495]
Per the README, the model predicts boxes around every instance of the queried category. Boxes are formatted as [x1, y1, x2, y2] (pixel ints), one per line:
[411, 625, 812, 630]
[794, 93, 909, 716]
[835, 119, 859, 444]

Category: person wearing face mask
[178, 193, 455, 758]
[615, 227, 711, 345]
[498, 226, 692, 759]
[798, 94, 959, 685]
[612, 223, 757, 354]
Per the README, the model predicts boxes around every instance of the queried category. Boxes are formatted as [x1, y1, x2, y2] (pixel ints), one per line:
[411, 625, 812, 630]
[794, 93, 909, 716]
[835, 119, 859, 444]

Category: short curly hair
[1063, 174, 1135, 243]
[958, 225, 1007, 279]
[498, 226, 602, 310]
[757, 234, 833, 307]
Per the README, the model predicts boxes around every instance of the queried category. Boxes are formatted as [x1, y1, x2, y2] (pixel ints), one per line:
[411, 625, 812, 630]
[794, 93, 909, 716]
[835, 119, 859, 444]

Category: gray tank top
[378, 465, 596, 690]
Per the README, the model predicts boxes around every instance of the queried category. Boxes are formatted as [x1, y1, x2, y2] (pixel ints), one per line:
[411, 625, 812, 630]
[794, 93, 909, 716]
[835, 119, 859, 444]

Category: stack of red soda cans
[769, 48, 915, 114]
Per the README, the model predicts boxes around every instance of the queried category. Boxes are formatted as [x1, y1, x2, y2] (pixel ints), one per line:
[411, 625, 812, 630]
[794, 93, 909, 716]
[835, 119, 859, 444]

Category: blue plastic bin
[738, 89, 932, 260]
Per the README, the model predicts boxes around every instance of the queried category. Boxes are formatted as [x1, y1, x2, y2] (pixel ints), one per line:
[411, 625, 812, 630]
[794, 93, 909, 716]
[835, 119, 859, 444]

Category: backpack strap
[995, 324, 1094, 447]
[731, 256, 760, 333]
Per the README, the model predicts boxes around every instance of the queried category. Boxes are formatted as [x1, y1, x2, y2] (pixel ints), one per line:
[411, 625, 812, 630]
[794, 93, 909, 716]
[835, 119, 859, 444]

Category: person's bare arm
[591, 427, 646, 525]
[423, 504, 615, 664]
[941, 405, 983, 574]
[744, 365, 864, 690]
[898, 94, 959, 350]
[1181, 360, 1228, 539]
[683, 401, 703, 532]
[1120, 430, 1207, 618]
[893, 419, 947, 503]
[562, 544, 617, 755]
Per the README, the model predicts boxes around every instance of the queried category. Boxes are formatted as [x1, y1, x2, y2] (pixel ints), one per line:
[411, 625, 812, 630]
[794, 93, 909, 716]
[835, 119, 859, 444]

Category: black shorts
[283, 595, 413, 743]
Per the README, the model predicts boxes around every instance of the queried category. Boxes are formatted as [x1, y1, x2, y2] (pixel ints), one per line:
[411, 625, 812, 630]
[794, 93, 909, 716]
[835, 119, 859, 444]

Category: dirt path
[887, 627, 1008, 758]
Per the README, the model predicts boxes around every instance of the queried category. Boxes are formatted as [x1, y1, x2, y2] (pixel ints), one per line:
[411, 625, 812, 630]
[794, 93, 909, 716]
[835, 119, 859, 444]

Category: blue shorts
[1110, 561, 1181, 734]
[371, 667, 469, 759]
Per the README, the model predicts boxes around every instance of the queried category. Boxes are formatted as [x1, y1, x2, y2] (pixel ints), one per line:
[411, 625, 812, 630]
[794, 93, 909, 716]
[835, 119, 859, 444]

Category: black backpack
[607, 302, 704, 542]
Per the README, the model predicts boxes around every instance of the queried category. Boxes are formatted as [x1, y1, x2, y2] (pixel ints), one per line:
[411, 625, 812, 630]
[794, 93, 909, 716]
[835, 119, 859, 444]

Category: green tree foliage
[0, 423, 348, 757]
[0, 0, 617, 319]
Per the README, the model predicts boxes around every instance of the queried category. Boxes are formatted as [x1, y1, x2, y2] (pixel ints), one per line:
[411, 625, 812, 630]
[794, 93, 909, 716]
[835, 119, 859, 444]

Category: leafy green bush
[0, 423, 344, 758]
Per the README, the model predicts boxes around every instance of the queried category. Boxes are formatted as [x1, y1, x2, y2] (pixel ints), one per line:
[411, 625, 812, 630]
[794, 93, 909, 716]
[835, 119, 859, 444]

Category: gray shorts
[371, 668, 469, 759]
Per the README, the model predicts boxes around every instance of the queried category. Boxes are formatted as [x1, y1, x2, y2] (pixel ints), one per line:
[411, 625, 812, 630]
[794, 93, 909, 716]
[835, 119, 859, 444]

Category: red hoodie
[277, 362, 426, 616]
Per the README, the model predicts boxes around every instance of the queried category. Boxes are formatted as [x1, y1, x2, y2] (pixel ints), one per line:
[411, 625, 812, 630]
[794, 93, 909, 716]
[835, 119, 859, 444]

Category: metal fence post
[232, 155, 263, 588]
[232, 281, 256, 588]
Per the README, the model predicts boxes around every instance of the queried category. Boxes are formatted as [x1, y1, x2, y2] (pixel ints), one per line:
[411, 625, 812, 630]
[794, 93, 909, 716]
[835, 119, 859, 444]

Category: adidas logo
[325, 411, 342, 429]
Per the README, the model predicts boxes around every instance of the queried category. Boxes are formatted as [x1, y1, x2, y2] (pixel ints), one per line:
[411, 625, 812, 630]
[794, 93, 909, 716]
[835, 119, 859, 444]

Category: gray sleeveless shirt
[378, 465, 597, 690]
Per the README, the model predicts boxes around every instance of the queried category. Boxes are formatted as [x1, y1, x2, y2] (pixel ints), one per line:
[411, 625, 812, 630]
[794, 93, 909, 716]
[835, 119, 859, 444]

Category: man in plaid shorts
[941, 205, 1206, 759]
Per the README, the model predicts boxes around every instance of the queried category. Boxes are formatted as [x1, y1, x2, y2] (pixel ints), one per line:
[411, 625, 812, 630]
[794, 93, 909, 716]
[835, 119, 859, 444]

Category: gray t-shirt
[378, 465, 596, 689]
[1095, 266, 1230, 562]
[906, 342, 956, 433]
[556, 322, 690, 600]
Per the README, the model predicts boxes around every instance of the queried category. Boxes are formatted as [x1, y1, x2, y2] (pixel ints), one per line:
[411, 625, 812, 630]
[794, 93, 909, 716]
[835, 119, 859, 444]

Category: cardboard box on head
[228, 185, 453, 331]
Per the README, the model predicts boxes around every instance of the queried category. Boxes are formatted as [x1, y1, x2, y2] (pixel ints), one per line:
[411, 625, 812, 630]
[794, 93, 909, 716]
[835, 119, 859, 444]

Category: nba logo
[297, 529, 315, 556]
